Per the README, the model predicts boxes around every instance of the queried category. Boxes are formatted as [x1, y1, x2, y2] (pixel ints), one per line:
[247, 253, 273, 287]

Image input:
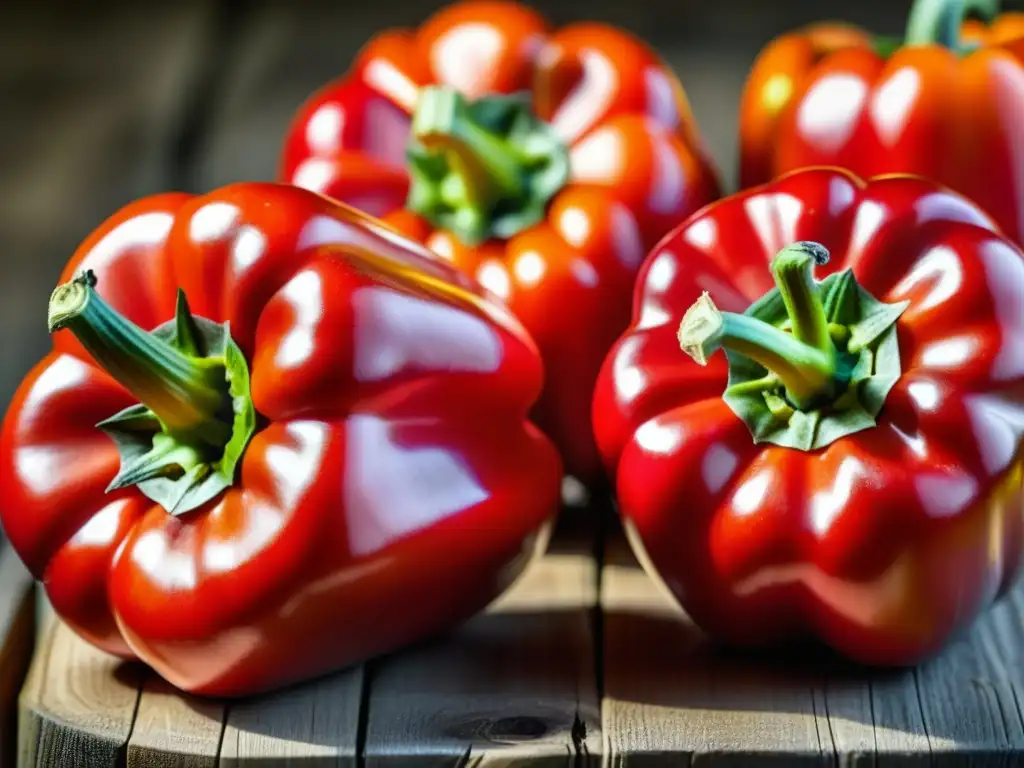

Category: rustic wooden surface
[10, 522, 1024, 766]
[601, 533, 1024, 767]
[4, 1, 1024, 767]
[362, 525, 600, 768]
[14, 519, 601, 767]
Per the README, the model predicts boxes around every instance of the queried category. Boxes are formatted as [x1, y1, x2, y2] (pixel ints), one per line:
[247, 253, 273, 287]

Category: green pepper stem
[678, 292, 836, 408]
[677, 242, 842, 409]
[905, 0, 999, 49]
[412, 85, 527, 214]
[48, 271, 231, 447]
[772, 242, 835, 356]
[405, 85, 569, 246]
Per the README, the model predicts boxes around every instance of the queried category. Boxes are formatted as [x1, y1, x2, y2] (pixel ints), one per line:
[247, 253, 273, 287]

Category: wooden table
[0, 507, 1022, 767]
[3, 1, 1024, 766]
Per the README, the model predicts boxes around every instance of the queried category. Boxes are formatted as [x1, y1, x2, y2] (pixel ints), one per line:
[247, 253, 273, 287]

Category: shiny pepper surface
[739, 0, 1024, 245]
[0, 183, 562, 697]
[593, 167, 1024, 665]
[280, 0, 721, 484]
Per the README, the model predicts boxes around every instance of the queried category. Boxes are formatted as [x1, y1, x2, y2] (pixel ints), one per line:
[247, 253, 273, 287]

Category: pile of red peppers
[1, 0, 1022, 697]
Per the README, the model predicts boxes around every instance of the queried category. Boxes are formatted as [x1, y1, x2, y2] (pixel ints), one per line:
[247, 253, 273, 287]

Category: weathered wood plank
[868, 674, 932, 768]
[362, 519, 601, 768]
[17, 600, 364, 768]
[126, 678, 225, 768]
[602, 525, 1024, 767]
[0, 546, 36, 768]
[909, 584, 1024, 767]
[218, 667, 363, 767]
[821, 668, 930, 768]
[601, 532, 832, 767]
[817, 561, 1024, 768]
[16, 596, 55, 768]
[18, 614, 145, 768]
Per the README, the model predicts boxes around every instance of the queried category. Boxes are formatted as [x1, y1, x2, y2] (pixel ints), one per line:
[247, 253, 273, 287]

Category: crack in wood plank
[126, 677, 226, 768]
[217, 665, 362, 766]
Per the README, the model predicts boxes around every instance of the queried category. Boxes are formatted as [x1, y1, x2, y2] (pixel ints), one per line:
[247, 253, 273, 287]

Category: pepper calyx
[404, 85, 570, 247]
[48, 273, 256, 515]
[678, 243, 910, 451]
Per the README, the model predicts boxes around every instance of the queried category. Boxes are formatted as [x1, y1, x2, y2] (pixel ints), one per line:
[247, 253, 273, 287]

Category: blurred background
[0, 0, 1007, 410]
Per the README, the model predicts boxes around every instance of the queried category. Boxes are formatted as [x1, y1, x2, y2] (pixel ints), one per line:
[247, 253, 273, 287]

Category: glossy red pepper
[0, 182, 562, 697]
[739, 0, 1024, 245]
[593, 167, 1024, 665]
[279, 0, 721, 484]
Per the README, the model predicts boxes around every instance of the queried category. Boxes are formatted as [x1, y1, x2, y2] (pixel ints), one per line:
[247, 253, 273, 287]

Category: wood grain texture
[601, 526, 1024, 767]
[362, 521, 601, 768]
[812, 544, 1024, 768]
[909, 585, 1024, 766]
[16, 520, 1024, 767]
[218, 666, 363, 767]
[16, 610, 362, 767]
[0, 546, 35, 768]
[127, 678, 225, 768]
[601, 533, 830, 767]
[18, 614, 145, 768]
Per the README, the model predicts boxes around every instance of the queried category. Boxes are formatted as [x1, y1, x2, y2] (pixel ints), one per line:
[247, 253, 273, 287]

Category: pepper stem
[772, 242, 835, 356]
[48, 270, 231, 447]
[679, 241, 912, 451]
[905, 0, 999, 50]
[405, 85, 569, 246]
[678, 292, 836, 409]
[412, 86, 526, 211]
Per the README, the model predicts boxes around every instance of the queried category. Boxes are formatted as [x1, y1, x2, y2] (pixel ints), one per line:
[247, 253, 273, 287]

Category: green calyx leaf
[98, 293, 257, 516]
[721, 268, 909, 451]
[872, 34, 905, 57]
[404, 86, 570, 246]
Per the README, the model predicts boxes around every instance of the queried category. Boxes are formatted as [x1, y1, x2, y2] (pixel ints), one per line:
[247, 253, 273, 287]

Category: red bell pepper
[279, 0, 721, 484]
[593, 167, 1024, 665]
[738, 0, 1024, 245]
[0, 182, 562, 696]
